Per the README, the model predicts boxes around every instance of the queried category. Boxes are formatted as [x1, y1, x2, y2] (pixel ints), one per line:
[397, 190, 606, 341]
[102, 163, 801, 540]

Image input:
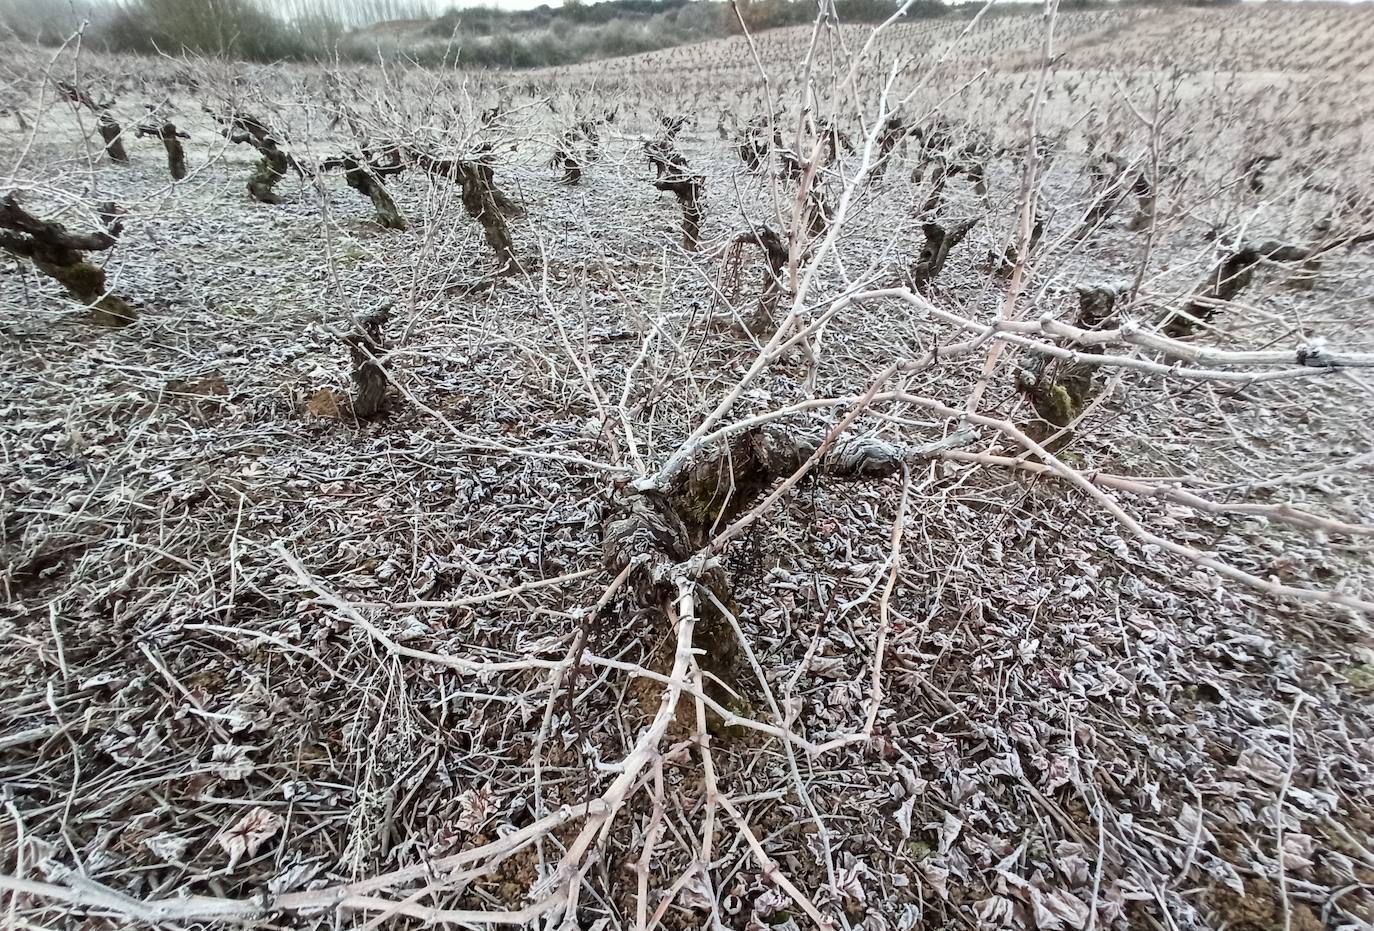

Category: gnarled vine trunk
[911, 216, 979, 288]
[344, 307, 392, 419]
[409, 152, 523, 273]
[323, 152, 408, 230]
[722, 225, 788, 337]
[653, 173, 705, 251]
[604, 427, 972, 726]
[1156, 236, 1374, 337]
[0, 194, 133, 325]
[97, 114, 127, 163]
[137, 121, 189, 180]
[1019, 284, 1120, 443]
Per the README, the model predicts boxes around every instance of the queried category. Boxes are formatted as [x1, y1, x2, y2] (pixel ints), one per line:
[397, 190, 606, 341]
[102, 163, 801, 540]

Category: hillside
[3, 3, 1374, 931]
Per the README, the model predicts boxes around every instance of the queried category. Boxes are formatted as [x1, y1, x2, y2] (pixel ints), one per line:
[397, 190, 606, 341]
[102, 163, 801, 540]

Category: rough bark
[1019, 284, 1120, 445]
[653, 173, 705, 252]
[1156, 236, 1374, 337]
[0, 193, 134, 325]
[916, 157, 950, 216]
[344, 307, 391, 419]
[645, 137, 689, 179]
[1126, 171, 1155, 232]
[911, 216, 979, 288]
[54, 80, 103, 113]
[736, 125, 769, 172]
[362, 180, 405, 230]
[1244, 153, 1279, 194]
[236, 135, 292, 204]
[644, 133, 705, 251]
[967, 158, 988, 196]
[722, 225, 788, 337]
[872, 114, 909, 177]
[552, 143, 582, 184]
[552, 120, 603, 184]
[138, 121, 189, 180]
[410, 152, 524, 273]
[658, 114, 689, 140]
[215, 110, 303, 204]
[410, 152, 524, 219]
[1075, 283, 1119, 329]
[97, 114, 128, 163]
[988, 209, 1045, 279]
[603, 427, 972, 725]
[206, 108, 272, 146]
[912, 131, 988, 203]
[1071, 151, 1133, 240]
[576, 118, 603, 161]
[323, 152, 407, 230]
[460, 160, 522, 274]
[54, 82, 127, 164]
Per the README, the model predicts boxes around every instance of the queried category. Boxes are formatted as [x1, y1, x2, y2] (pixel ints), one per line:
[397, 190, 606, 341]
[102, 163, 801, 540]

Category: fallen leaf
[678, 867, 714, 911]
[218, 806, 284, 868]
[834, 859, 867, 904]
[455, 784, 500, 832]
[143, 833, 190, 864]
[210, 744, 255, 781]
[895, 795, 917, 839]
[305, 387, 343, 420]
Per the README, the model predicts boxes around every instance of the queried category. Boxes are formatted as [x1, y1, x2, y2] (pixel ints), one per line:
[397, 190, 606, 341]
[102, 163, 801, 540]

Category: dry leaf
[834, 860, 868, 904]
[455, 784, 499, 832]
[210, 744, 255, 781]
[974, 895, 1014, 927]
[144, 833, 191, 864]
[918, 860, 950, 900]
[938, 812, 963, 854]
[677, 867, 714, 911]
[218, 806, 284, 868]
[895, 795, 917, 839]
[1037, 887, 1091, 930]
[305, 387, 343, 420]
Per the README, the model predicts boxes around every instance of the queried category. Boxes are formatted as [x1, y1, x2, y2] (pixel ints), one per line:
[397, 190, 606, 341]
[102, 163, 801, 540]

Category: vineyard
[3, 2, 1374, 929]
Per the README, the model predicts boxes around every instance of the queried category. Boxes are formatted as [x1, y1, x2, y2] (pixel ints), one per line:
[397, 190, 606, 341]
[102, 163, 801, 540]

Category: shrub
[0, 0, 110, 43]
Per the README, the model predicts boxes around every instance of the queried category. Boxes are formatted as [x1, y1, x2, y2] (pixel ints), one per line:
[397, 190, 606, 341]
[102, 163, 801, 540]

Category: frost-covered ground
[3, 6, 1374, 930]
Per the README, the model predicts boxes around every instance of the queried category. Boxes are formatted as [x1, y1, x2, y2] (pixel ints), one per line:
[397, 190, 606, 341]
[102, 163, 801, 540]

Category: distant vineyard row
[1, 0, 1232, 70]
